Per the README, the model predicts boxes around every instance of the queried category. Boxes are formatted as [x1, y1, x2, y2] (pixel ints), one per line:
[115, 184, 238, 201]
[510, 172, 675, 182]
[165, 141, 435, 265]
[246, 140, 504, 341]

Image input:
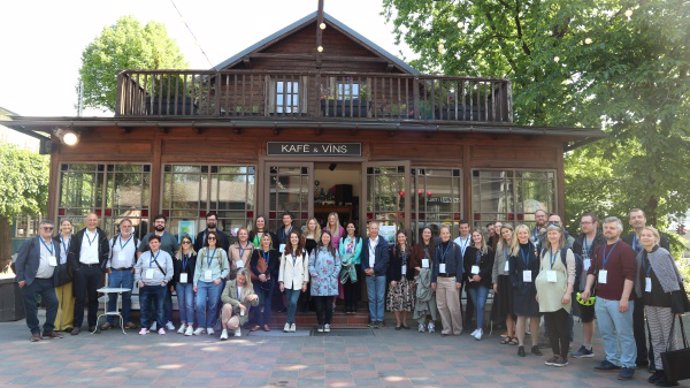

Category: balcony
[116, 70, 512, 124]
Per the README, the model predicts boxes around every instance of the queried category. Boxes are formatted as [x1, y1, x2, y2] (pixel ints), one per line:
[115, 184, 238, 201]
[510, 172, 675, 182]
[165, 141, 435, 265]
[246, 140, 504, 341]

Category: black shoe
[648, 370, 663, 384]
[531, 346, 543, 356]
[517, 346, 526, 357]
[70, 327, 80, 336]
[395, 325, 402, 331]
[636, 359, 649, 368]
[617, 367, 635, 380]
[656, 377, 679, 387]
[88, 326, 96, 332]
[594, 360, 621, 371]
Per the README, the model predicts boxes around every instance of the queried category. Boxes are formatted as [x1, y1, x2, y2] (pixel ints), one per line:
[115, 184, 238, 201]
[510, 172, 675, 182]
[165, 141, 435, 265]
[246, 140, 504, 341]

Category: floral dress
[309, 247, 341, 297]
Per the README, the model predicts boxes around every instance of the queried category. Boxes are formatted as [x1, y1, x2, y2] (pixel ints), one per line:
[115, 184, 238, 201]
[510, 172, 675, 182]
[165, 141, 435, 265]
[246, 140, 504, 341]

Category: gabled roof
[213, 11, 419, 75]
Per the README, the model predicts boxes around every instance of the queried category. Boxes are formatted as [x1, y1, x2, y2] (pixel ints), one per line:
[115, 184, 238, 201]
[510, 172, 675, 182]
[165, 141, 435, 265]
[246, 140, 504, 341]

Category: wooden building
[3, 10, 603, 242]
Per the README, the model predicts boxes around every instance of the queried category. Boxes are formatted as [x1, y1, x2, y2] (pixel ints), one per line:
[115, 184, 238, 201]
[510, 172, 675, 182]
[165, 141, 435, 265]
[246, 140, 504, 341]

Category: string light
[553, 56, 560, 63]
[317, 45, 324, 53]
[319, 22, 326, 30]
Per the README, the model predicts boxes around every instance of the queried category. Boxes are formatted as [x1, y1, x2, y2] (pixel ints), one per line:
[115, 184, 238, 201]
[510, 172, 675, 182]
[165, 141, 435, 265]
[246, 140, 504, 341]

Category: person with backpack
[100, 217, 138, 331]
[193, 231, 230, 336]
[339, 221, 362, 314]
[536, 224, 576, 367]
[134, 235, 173, 335]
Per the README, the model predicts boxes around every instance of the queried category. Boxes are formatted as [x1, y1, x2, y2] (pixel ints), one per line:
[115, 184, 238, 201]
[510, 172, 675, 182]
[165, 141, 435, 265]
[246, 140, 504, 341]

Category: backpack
[542, 247, 583, 289]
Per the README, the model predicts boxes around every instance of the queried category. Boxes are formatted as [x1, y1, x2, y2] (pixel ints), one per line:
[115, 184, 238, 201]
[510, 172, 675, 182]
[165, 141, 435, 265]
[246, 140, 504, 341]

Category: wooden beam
[316, 0, 324, 68]
[247, 52, 388, 63]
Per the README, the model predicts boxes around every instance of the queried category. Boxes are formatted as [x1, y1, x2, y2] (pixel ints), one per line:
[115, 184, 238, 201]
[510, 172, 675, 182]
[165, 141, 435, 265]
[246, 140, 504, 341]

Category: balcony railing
[116, 70, 512, 123]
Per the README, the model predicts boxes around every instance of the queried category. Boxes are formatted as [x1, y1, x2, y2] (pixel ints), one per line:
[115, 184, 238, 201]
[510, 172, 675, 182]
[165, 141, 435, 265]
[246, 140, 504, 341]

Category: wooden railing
[116, 70, 512, 123]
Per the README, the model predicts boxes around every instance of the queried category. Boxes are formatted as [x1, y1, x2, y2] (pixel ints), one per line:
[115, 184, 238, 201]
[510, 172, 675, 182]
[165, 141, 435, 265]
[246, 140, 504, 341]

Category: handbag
[660, 314, 690, 383]
[54, 262, 72, 286]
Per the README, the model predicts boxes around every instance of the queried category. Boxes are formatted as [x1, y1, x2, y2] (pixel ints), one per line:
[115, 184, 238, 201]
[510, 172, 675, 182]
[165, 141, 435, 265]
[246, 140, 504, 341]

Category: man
[547, 213, 575, 248]
[100, 218, 138, 330]
[194, 211, 230, 252]
[453, 220, 473, 330]
[15, 220, 62, 342]
[486, 222, 497, 249]
[622, 208, 670, 370]
[275, 212, 298, 249]
[361, 221, 389, 328]
[69, 213, 109, 335]
[571, 213, 606, 358]
[138, 214, 179, 331]
[581, 216, 637, 380]
[532, 209, 549, 252]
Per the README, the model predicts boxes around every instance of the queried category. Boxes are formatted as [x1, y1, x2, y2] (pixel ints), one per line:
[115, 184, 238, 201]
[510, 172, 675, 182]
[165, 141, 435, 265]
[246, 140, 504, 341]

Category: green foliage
[384, 0, 690, 232]
[0, 144, 49, 218]
[79, 15, 188, 111]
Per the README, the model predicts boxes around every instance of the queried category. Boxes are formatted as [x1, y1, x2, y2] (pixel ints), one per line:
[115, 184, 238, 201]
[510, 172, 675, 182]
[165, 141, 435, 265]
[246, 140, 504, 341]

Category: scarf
[638, 246, 682, 294]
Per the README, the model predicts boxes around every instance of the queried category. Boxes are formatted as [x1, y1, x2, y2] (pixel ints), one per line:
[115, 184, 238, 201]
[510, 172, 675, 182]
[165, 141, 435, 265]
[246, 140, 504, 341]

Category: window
[162, 165, 255, 241]
[337, 82, 360, 100]
[57, 163, 151, 238]
[14, 215, 42, 238]
[472, 169, 556, 228]
[412, 168, 462, 242]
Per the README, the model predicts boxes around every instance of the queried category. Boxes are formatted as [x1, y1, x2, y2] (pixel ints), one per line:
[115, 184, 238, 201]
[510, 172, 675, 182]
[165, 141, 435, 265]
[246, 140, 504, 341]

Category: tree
[383, 0, 690, 235]
[0, 144, 49, 272]
[79, 15, 188, 111]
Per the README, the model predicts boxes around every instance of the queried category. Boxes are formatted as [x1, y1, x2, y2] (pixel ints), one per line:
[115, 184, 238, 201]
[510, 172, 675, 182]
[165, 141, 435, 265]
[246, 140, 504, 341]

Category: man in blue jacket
[16, 220, 61, 342]
[361, 221, 389, 328]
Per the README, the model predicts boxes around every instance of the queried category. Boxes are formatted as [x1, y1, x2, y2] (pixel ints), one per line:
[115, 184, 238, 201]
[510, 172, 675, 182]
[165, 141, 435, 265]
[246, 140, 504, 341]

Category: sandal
[500, 336, 512, 344]
[508, 337, 519, 345]
[250, 325, 261, 332]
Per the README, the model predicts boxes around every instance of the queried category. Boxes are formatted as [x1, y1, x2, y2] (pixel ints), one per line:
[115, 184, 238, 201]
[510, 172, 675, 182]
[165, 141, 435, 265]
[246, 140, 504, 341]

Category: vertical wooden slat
[349, 77, 354, 119]
[412, 77, 419, 119]
[397, 77, 401, 119]
[182, 73, 188, 115]
[234, 74, 238, 116]
[404, 77, 409, 119]
[469, 80, 474, 121]
[214, 72, 221, 116]
[431, 79, 436, 120]
[157, 74, 163, 115]
[388, 76, 393, 118]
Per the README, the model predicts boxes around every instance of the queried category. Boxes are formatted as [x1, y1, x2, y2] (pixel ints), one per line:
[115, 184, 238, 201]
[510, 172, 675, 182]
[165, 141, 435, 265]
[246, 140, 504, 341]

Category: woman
[174, 235, 196, 336]
[304, 218, 321, 255]
[510, 224, 542, 357]
[53, 219, 75, 332]
[309, 231, 341, 333]
[228, 227, 253, 280]
[249, 216, 277, 248]
[219, 268, 260, 340]
[535, 224, 575, 367]
[431, 225, 463, 336]
[465, 230, 494, 341]
[387, 230, 415, 330]
[325, 212, 345, 249]
[193, 231, 230, 336]
[278, 231, 309, 332]
[637, 226, 688, 386]
[249, 233, 280, 332]
[492, 224, 517, 344]
[411, 227, 438, 333]
[339, 221, 362, 314]
[134, 235, 173, 335]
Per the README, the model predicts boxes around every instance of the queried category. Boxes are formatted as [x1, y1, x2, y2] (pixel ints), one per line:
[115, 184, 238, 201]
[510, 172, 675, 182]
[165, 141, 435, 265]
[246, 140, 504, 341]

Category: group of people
[14, 207, 688, 385]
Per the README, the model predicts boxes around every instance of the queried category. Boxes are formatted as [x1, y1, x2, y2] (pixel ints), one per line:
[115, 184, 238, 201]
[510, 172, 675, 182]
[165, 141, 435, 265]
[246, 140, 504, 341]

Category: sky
[0, 0, 414, 117]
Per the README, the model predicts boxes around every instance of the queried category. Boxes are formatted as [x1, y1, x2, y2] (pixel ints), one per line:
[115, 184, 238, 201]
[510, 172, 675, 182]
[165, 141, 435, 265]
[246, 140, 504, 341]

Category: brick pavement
[1, 312, 688, 388]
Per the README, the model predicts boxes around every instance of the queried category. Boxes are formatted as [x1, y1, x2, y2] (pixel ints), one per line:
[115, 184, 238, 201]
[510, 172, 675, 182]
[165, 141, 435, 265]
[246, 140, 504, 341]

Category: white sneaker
[290, 323, 296, 332]
[206, 327, 215, 336]
[474, 329, 483, 341]
[157, 328, 166, 335]
[418, 323, 426, 333]
[166, 321, 175, 331]
[324, 324, 331, 333]
[138, 328, 149, 335]
[177, 323, 187, 334]
[428, 322, 435, 333]
[284, 323, 290, 333]
[149, 322, 157, 331]
[193, 328, 205, 336]
[317, 325, 324, 333]
[234, 328, 242, 337]
[220, 329, 228, 340]
[470, 329, 479, 338]
[184, 326, 194, 336]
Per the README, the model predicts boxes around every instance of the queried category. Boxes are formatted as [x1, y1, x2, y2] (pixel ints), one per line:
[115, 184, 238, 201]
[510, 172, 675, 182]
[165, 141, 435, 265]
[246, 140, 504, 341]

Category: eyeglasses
[42, 227, 54, 231]
[182, 241, 191, 244]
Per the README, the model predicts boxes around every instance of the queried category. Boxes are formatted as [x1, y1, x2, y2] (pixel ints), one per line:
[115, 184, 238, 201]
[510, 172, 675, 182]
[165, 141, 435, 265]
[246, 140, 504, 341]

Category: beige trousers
[435, 277, 463, 335]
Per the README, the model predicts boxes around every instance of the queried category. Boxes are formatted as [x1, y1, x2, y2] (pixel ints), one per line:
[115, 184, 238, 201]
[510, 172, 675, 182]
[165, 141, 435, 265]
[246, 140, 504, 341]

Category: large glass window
[412, 168, 462, 242]
[275, 80, 300, 114]
[162, 164, 255, 240]
[57, 163, 151, 238]
[267, 165, 311, 232]
[365, 165, 408, 236]
[471, 169, 556, 228]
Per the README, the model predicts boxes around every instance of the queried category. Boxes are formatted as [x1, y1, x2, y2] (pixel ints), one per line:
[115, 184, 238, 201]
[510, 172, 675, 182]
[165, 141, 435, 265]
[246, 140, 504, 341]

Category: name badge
[179, 273, 188, 284]
[598, 270, 608, 284]
[48, 255, 57, 267]
[401, 265, 407, 275]
[546, 270, 557, 283]
[145, 268, 155, 280]
[522, 270, 532, 283]
[279, 244, 286, 254]
[236, 260, 244, 268]
[645, 277, 652, 293]
[439, 263, 446, 274]
[422, 259, 430, 268]
[583, 259, 591, 271]
[117, 252, 126, 262]
[471, 265, 480, 275]
[204, 269, 213, 281]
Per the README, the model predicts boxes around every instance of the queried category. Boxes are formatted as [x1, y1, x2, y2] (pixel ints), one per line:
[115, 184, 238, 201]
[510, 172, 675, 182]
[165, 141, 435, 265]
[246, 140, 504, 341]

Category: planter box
[0, 277, 25, 321]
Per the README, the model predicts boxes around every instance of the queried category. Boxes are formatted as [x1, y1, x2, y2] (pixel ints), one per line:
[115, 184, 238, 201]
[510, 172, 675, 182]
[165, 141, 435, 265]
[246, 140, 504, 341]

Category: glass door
[361, 161, 411, 240]
[264, 162, 314, 231]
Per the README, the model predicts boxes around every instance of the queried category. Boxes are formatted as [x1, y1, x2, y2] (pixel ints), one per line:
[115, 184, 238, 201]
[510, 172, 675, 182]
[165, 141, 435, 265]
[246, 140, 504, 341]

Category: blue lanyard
[39, 238, 54, 255]
[632, 234, 641, 253]
[583, 238, 591, 255]
[475, 250, 481, 265]
[262, 250, 270, 265]
[549, 248, 557, 269]
[149, 250, 160, 267]
[601, 241, 619, 269]
[85, 231, 97, 246]
[439, 243, 451, 263]
[181, 254, 190, 271]
[520, 246, 530, 267]
[206, 248, 217, 267]
[238, 243, 248, 260]
[60, 235, 70, 254]
[119, 236, 132, 250]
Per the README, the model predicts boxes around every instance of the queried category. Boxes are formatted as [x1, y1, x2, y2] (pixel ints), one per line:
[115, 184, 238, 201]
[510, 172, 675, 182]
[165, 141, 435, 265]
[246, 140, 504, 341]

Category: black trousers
[633, 296, 653, 367]
[73, 264, 103, 328]
[544, 308, 570, 359]
[314, 296, 334, 326]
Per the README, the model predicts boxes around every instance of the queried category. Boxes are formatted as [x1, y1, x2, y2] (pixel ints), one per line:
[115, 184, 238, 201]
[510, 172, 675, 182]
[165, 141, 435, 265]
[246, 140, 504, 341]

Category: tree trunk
[645, 196, 659, 227]
[0, 215, 11, 273]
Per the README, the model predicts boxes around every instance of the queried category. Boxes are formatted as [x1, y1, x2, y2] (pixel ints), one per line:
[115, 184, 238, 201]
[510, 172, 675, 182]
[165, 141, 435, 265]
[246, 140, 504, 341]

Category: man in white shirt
[101, 217, 138, 330]
[453, 220, 473, 330]
[361, 222, 389, 328]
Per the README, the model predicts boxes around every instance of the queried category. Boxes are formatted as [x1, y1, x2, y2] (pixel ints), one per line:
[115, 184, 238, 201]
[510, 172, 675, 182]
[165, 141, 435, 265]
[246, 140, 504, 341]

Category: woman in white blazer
[279, 231, 309, 332]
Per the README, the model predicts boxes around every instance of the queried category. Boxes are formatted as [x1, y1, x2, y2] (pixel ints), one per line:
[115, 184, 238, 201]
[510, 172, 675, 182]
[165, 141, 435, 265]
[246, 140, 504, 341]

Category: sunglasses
[43, 227, 54, 231]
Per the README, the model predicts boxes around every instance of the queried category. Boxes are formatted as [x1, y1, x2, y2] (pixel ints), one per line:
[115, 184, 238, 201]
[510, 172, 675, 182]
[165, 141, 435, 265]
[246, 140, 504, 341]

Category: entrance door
[264, 162, 314, 231]
[361, 161, 411, 236]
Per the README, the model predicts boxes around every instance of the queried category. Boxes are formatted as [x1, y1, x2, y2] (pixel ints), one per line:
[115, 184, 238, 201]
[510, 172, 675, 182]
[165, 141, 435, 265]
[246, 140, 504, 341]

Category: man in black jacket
[194, 211, 230, 252]
[69, 212, 109, 335]
[361, 221, 390, 328]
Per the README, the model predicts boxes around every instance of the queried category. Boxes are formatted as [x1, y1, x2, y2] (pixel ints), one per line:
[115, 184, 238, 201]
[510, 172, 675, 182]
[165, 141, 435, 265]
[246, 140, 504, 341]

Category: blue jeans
[365, 275, 386, 322]
[107, 269, 133, 324]
[253, 280, 274, 326]
[285, 288, 301, 324]
[595, 297, 636, 368]
[467, 286, 489, 330]
[139, 285, 166, 329]
[176, 283, 194, 325]
[21, 278, 58, 334]
[195, 281, 223, 328]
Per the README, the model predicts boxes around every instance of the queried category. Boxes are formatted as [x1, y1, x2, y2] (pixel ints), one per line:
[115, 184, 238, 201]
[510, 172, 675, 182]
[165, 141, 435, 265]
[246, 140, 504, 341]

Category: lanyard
[40, 238, 54, 255]
[291, 251, 298, 267]
[85, 231, 97, 246]
[601, 241, 619, 269]
[632, 234, 641, 252]
[149, 250, 160, 267]
[238, 243, 248, 260]
[583, 237, 591, 255]
[475, 250, 481, 265]
[182, 254, 190, 271]
[262, 250, 270, 265]
[368, 239, 377, 256]
[119, 236, 132, 250]
[60, 235, 70, 254]
[645, 256, 653, 277]
[439, 243, 450, 263]
[423, 244, 430, 260]
[206, 248, 217, 267]
[549, 248, 557, 269]
[459, 236, 470, 255]
[519, 246, 530, 267]
[346, 237, 354, 253]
